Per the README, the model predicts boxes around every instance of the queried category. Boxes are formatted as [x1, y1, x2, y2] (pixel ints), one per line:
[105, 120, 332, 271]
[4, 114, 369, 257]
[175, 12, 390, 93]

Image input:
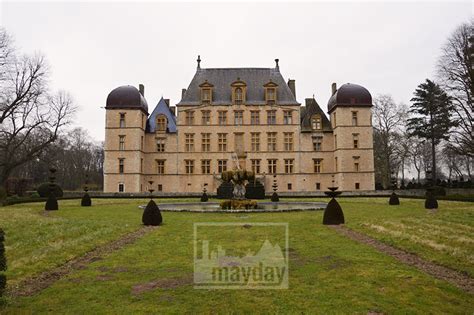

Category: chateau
[103, 58, 375, 193]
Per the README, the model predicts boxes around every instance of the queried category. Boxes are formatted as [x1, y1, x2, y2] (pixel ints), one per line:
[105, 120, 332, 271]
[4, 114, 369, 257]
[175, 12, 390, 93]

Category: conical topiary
[0, 229, 6, 297]
[81, 193, 92, 206]
[389, 192, 400, 205]
[323, 198, 345, 225]
[45, 192, 58, 211]
[200, 192, 208, 202]
[425, 191, 438, 209]
[142, 199, 162, 226]
[271, 192, 279, 202]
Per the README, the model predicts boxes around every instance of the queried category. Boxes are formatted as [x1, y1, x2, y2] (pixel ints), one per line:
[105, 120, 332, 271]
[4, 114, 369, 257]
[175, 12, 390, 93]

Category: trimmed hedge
[37, 183, 63, 198]
[142, 199, 162, 226]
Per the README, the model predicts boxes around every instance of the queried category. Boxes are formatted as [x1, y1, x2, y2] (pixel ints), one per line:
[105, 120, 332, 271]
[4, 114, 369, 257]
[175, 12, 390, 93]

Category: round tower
[103, 85, 148, 192]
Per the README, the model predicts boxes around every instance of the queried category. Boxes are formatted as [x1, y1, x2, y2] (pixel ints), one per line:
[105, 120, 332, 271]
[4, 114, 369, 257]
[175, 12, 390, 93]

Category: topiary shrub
[0, 187, 6, 201]
[200, 192, 208, 202]
[217, 182, 233, 199]
[81, 193, 92, 206]
[425, 191, 438, 209]
[142, 199, 162, 226]
[245, 180, 265, 199]
[0, 229, 6, 298]
[45, 192, 58, 211]
[271, 192, 279, 202]
[323, 198, 345, 225]
[389, 192, 400, 205]
[37, 183, 63, 198]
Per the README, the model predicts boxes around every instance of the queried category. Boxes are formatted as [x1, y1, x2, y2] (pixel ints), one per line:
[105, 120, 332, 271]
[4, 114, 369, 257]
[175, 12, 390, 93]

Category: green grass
[0, 198, 473, 313]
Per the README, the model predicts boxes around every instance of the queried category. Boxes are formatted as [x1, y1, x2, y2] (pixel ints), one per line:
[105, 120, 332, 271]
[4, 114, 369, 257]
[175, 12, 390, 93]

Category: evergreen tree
[407, 79, 456, 182]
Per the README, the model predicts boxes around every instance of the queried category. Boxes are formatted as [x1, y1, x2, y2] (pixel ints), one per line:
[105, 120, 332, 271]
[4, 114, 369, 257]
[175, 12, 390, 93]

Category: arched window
[311, 114, 322, 130]
[235, 87, 243, 104]
[156, 115, 167, 132]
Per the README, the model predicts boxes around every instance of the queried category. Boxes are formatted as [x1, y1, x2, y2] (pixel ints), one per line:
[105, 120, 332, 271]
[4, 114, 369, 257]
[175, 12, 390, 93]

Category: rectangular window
[251, 132, 260, 152]
[140, 158, 143, 173]
[352, 111, 358, 126]
[287, 183, 292, 190]
[141, 136, 144, 150]
[201, 159, 211, 174]
[284, 132, 293, 151]
[185, 160, 194, 174]
[353, 134, 359, 148]
[267, 132, 277, 151]
[118, 183, 124, 192]
[334, 135, 337, 149]
[250, 111, 260, 125]
[158, 184, 163, 192]
[119, 135, 125, 150]
[156, 138, 165, 152]
[185, 133, 195, 152]
[354, 162, 359, 172]
[218, 133, 227, 152]
[266, 88, 276, 103]
[186, 111, 194, 125]
[284, 159, 294, 174]
[355, 183, 360, 190]
[218, 160, 227, 173]
[202, 89, 211, 103]
[267, 110, 276, 125]
[283, 111, 293, 124]
[316, 183, 321, 190]
[156, 160, 165, 174]
[218, 111, 227, 125]
[201, 110, 211, 125]
[313, 159, 322, 173]
[267, 159, 277, 174]
[119, 159, 124, 174]
[234, 111, 243, 125]
[119, 113, 126, 128]
[251, 159, 261, 174]
[335, 157, 338, 172]
[313, 137, 322, 151]
[201, 133, 211, 152]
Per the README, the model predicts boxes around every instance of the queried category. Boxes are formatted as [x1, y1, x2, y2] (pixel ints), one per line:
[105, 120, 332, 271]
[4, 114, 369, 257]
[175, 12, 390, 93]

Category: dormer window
[199, 81, 214, 104]
[264, 81, 278, 104]
[311, 114, 322, 130]
[156, 115, 167, 132]
[231, 79, 246, 105]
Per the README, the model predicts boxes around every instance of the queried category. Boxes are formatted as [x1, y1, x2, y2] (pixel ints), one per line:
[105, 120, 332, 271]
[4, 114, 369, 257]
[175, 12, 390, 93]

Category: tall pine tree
[407, 79, 456, 183]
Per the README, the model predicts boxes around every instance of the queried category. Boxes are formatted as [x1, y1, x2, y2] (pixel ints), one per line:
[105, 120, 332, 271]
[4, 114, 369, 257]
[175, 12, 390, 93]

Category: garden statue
[271, 175, 279, 202]
[323, 175, 344, 225]
[81, 174, 92, 207]
[425, 170, 438, 209]
[389, 171, 400, 205]
[45, 167, 59, 211]
[221, 170, 255, 200]
[142, 180, 162, 226]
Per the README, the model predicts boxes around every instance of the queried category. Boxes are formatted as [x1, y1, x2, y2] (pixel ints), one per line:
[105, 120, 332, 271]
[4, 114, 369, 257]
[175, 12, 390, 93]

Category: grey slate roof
[146, 97, 177, 133]
[177, 68, 299, 106]
[300, 98, 332, 132]
[327, 83, 372, 112]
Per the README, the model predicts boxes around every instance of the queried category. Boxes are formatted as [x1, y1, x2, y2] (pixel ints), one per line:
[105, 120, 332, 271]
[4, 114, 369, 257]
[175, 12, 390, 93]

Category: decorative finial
[275, 58, 279, 70]
[197, 55, 201, 69]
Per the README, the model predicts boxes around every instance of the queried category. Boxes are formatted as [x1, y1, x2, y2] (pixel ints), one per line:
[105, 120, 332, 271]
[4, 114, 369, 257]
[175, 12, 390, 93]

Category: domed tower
[328, 83, 375, 191]
[103, 84, 148, 192]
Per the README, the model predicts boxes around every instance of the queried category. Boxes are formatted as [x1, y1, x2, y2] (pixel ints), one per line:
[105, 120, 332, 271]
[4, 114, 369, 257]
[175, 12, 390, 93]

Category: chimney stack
[331, 83, 337, 95]
[164, 99, 170, 107]
[139, 84, 145, 96]
[181, 88, 187, 99]
[287, 79, 296, 98]
[275, 58, 279, 71]
[170, 106, 176, 115]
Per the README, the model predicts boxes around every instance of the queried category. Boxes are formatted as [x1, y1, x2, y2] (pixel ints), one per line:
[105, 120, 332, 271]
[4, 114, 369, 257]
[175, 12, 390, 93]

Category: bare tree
[437, 20, 473, 158]
[0, 28, 76, 187]
[372, 94, 408, 188]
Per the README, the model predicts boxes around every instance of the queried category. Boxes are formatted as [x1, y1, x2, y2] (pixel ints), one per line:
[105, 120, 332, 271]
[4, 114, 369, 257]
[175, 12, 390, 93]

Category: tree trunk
[431, 137, 437, 184]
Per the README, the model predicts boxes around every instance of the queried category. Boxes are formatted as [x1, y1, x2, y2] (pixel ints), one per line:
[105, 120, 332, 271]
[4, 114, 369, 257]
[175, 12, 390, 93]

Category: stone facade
[103, 59, 375, 193]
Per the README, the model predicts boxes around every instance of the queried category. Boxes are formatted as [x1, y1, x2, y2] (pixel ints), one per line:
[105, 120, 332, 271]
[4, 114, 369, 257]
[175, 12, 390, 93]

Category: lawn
[0, 197, 473, 313]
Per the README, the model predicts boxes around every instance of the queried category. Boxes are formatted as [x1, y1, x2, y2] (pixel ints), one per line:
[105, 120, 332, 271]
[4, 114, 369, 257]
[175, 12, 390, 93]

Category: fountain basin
[139, 202, 326, 213]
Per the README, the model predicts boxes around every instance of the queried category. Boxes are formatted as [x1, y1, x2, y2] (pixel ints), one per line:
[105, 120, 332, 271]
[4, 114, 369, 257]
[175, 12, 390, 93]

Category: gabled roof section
[301, 98, 332, 132]
[146, 97, 177, 133]
[177, 67, 299, 106]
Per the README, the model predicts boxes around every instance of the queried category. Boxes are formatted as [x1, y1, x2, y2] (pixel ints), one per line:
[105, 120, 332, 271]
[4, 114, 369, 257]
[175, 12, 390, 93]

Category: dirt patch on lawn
[131, 275, 193, 295]
[330, 225, 474, 294]
[8, 226, 157, 297]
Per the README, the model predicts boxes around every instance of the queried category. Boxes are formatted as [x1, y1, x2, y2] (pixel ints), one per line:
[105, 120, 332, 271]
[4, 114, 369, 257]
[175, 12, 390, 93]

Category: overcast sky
[1, 1, 471, 142]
